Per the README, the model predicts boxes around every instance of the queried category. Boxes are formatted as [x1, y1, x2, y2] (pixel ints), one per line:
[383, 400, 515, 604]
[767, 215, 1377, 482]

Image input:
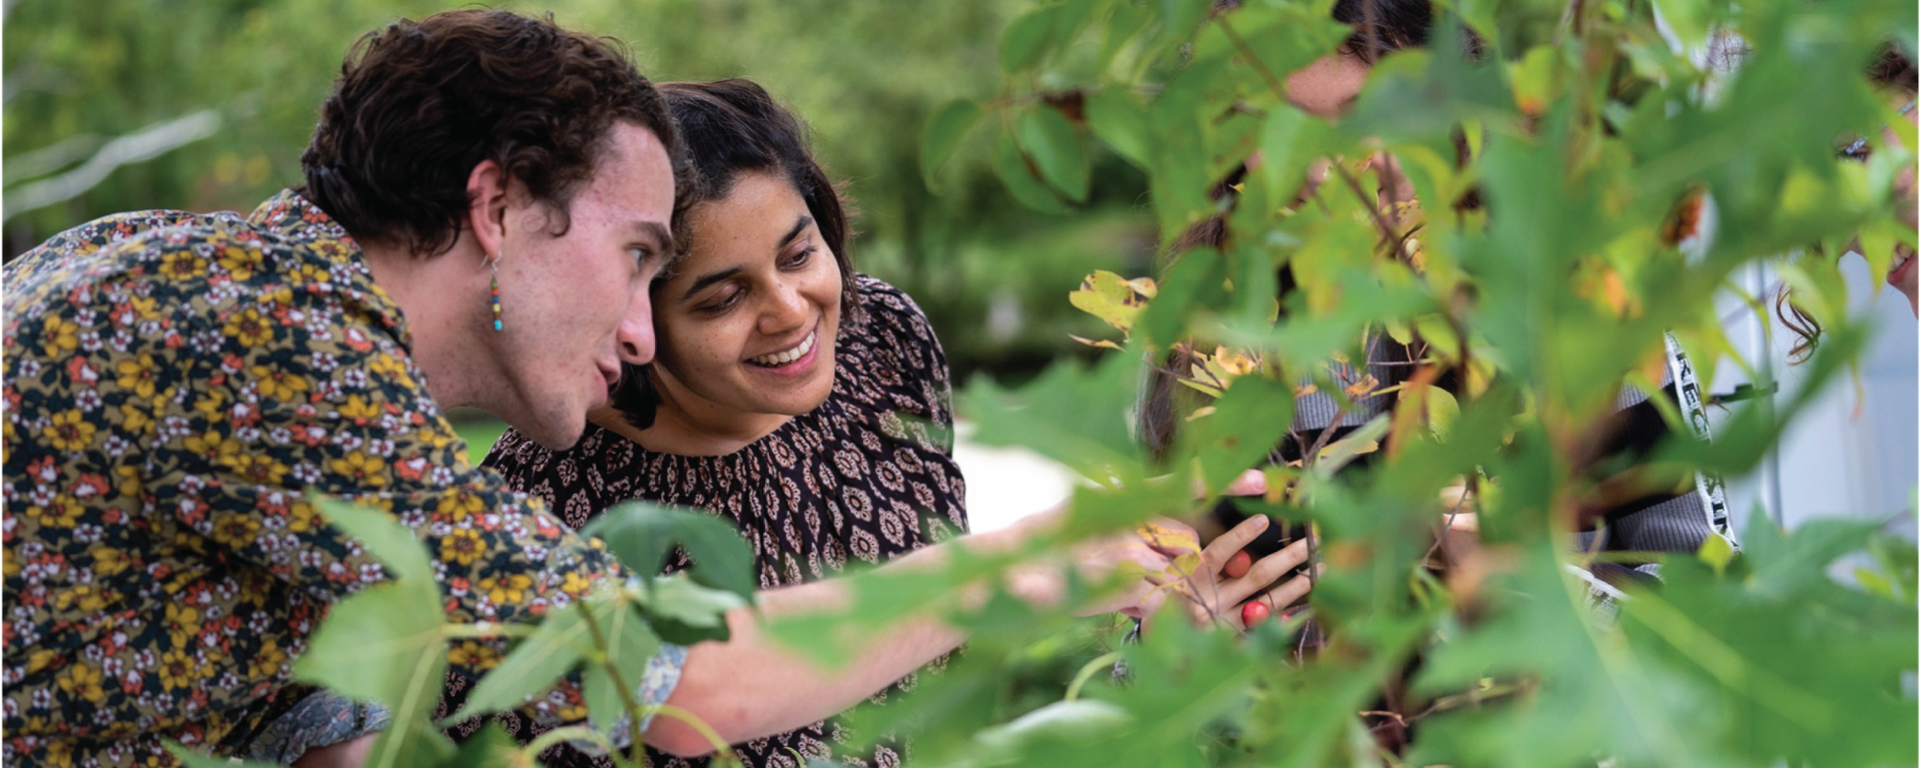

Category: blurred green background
[2, 0, 1159, 457]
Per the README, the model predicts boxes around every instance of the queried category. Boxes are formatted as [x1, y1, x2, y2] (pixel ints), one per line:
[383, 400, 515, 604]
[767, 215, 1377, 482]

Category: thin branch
[1329, 159, 1409, 255]
[576, 598, 648, 767]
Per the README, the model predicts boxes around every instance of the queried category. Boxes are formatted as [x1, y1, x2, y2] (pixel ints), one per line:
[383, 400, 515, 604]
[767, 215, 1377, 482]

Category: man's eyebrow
[636, 221, 676, 264]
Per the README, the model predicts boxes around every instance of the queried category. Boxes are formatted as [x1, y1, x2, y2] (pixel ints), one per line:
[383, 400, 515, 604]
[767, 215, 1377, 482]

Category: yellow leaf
[1137, 521, 1200, 554]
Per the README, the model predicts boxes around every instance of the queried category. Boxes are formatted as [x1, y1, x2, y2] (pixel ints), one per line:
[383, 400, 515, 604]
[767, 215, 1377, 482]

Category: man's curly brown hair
[299, 9, 688, 257]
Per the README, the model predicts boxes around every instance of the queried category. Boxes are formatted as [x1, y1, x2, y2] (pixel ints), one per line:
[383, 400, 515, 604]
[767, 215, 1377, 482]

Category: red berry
[1241, 600, 1270, 627]
[1224, 551, 1252, 579]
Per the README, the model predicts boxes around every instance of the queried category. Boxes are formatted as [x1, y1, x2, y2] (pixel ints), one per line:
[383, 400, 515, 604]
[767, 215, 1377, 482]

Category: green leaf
[1613, 518, 1919, 767]
[1000, 5, 1060, 75]
[1153, 0, 1212, 53]
[1256, 104, 1327, 205]
[294, 583, 451, 768]
[1085, 89, 1153, 169]
[1068, 269, 1145, 332]
[920, 98, 982, 192]
[294, 583, 444, 706]
[1133, 246, 1228, 349]
[444, 601, 594, 723]
[1016, 104, 1091, 203]
[363, 722, 457, 768]
[641, 574, 750, 645]
[973, 699, 1134, 755]
[582, 592, 664, 732]
[1696, 529, 1735, 575]
[992, 129, 1070, 215]
[164, 743, 282, 768]
[582, 501, 758, 602]
[958, 352, 1143, 477]
[1179, 374, 1295, 492]
[313, 495, 434, 585]
[446, 722, 522, 768]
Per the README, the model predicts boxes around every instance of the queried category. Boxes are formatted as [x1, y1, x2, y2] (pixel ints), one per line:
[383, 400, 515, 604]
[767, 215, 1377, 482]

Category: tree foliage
[150, 0, 1918, 766]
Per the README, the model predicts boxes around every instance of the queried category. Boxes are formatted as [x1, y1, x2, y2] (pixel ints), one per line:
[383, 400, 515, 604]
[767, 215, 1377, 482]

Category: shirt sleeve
[142, 248, 676, 741]
[852, 275, 958, 450]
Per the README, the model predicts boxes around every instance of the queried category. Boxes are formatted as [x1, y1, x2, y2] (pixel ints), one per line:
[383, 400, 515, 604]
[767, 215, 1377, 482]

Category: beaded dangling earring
[486, 252, 504, 332]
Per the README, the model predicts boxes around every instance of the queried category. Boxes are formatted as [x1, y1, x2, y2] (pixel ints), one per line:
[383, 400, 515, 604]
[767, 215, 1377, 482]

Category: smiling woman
[451, 79, 972, 768]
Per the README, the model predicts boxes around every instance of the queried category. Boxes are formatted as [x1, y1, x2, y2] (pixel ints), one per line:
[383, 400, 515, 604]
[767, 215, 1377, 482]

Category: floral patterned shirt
[2, 190, 677, 767]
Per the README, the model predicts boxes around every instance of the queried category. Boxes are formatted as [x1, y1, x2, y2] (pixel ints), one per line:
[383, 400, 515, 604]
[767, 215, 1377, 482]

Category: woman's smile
[745, 324, 822, 375]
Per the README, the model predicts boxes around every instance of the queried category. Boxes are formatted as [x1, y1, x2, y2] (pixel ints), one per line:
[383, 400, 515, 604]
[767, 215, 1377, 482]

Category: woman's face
[1883, 106, 1917, 311]
[649, 171, 842, 421]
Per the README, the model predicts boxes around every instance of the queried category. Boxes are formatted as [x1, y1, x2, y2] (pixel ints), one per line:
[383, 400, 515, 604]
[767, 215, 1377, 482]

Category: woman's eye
[700, 289, 742, 314]
[782, 246, 816, 270]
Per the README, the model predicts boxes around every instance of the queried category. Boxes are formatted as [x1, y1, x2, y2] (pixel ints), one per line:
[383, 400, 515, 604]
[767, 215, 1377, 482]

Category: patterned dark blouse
[456, 275, 969, 768]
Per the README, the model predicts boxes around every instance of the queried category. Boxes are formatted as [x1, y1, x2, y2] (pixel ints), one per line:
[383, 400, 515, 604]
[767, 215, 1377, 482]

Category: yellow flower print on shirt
[328, 450, 388, 488]
[44, 410, 96, 452]
[224, 307, 276, 347]
[448, 639, 502, 671]
[222, 453, 290, 487]
[436, 491, 484, 523]
[114, 353, 160, 399]
[54, 583, 108, 614]
[336, 394, 381, 424]
[479, 573, 532, 606]
[157, 649, 202, 692]
[209, 513, 262, 549]
[31, 495, 84, 529]
[119, 399, 156, 436]
[251, 365, 310, 403]
[248, 638, 290, 681]
[440, 527, 485, 567]
[184, 432, 244, 464]
[157, 251, 206, 282]
[40, 315, 80, 358]
[218, 244, 263, 282]
[56, 663, 106, 703]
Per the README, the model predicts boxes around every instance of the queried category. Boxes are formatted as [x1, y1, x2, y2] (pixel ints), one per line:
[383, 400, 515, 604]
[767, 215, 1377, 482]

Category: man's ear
[465, 160, 510, 259]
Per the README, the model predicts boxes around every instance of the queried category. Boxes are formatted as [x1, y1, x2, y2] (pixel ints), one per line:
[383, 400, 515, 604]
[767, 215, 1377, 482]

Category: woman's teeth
[749, 331, 815, 367]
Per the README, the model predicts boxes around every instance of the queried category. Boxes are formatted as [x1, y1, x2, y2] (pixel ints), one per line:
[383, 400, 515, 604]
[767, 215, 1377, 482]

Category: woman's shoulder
[837, 274, 955, 424]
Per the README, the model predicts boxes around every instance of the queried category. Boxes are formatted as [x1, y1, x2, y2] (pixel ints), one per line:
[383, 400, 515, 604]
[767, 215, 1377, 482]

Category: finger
[1217, 537, 1312, 606]
[1199, 514, 1269, 571]
[1260, 568, 1320, 610]
[1225, 469, 1267, 497]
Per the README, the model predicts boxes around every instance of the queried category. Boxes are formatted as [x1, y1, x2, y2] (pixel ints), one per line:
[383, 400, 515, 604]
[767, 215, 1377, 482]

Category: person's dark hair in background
[612, 79, 857, 429]
[301, 9, 689, 257]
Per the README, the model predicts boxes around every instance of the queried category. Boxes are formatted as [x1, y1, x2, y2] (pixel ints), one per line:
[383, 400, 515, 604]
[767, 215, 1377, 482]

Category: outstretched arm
[646, 510, 1181, 757]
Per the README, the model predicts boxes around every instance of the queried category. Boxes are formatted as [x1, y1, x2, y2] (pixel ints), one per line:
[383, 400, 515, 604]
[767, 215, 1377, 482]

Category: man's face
[487, 121, 676, 449]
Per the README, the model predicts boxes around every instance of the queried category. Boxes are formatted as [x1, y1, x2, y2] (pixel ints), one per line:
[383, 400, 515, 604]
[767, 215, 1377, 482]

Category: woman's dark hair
[612, 78, 857, 429]
[1776, 42, 1917, 362]
[1332, 0, 1434, 63]
[300, 9, 685, 257]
